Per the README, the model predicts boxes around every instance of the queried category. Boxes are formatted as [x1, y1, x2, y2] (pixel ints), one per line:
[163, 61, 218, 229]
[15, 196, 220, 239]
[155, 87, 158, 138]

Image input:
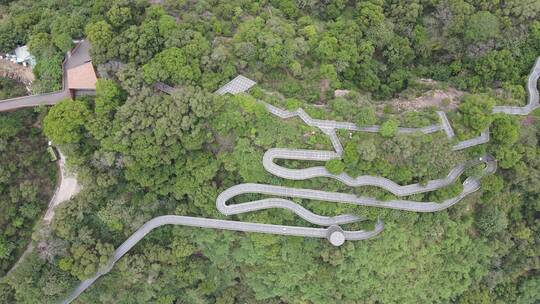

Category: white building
[14, 46, 36, 67]
[1, 45, 36, 67]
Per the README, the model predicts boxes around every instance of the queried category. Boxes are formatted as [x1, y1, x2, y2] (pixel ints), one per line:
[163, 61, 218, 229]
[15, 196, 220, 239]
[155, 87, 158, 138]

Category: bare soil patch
[0, 59, 34, 85]
[392, 87, 464, 112]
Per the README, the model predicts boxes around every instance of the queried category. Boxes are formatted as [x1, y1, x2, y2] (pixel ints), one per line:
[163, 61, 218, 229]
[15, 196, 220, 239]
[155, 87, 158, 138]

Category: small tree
[465, 11, 500, 43]
[459, 95, 495, 132]
[320, 64, 339, 86]
[53, 33, 74, 53]
[343, 142, 359, 165]
[357, 138, 377, 161]
[380, 118, 399, 137]
[28, 32, 55, 59]
[85, 21, 114, 64]
[476, 204, 508, 237]
[325, 158, 345, 174]
[94, 79, 125, 117]
[495, 146, 522, 169]
[357, 106, 377, 125]
[491, 114, 519, 146]
[44, 99, 90, 144]
[0, 236, 11, 260]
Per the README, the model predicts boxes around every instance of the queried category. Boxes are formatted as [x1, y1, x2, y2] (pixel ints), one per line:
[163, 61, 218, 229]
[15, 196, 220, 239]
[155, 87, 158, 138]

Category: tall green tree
[44, 100, 90, 144]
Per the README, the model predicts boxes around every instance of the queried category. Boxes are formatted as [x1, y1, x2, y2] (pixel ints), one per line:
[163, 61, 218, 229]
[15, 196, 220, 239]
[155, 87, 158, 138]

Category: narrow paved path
[43, 151, 81, 223]
[437, 111, 455, 138]
[452, 130, 490, 151]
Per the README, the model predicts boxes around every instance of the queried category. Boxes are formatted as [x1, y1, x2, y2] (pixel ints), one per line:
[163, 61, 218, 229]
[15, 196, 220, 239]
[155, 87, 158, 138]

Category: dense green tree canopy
[43, 100, 90, 145]
[0, 110, 55, 276]
[465, 11, 500, 43]
[491, 114, 520, 146]
[459, 95, 495, 132]
[380, 118, 399, 137]
[0, 0, 539, 303]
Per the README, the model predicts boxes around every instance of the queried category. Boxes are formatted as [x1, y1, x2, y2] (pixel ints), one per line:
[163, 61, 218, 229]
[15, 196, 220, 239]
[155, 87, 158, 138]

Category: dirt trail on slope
[43, 151, 81, 223]
[392, 87, 464, 112]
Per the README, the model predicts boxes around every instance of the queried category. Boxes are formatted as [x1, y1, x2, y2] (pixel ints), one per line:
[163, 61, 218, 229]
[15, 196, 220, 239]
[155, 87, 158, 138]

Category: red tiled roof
[67, 62, 97, 90]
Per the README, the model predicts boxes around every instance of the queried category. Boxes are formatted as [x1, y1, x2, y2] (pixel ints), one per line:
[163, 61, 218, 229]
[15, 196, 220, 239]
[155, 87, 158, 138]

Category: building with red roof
[65, 40, 97, 99]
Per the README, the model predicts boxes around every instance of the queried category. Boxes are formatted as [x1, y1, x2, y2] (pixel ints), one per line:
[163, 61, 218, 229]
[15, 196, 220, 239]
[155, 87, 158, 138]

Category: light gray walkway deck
[218, 158, 495, 214]
[452, 130, 490, 151]
[0, 90, 70, 111]
[215, 75, 256, 95]
[262, 102, 443, 135]
[437, 111, 455, 138]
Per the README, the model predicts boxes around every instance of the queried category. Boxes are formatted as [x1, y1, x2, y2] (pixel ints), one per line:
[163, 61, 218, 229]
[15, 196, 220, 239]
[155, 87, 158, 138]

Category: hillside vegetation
[0, 109, 56, 277]
[0, 77, 26, 99]
[0, 1, 539, 304]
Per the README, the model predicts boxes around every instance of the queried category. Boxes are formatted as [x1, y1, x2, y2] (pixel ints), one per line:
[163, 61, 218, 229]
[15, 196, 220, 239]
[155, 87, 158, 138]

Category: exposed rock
[334, 89, 350, 98]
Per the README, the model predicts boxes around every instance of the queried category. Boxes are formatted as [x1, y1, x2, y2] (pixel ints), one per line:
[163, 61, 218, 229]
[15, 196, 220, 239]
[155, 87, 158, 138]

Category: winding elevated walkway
[218, 157, 495, 214]
[263, 102, 443, 134]
[260, 100, 487, 151]
[64, 89, 496, 304]
[63, 56, 540, 303]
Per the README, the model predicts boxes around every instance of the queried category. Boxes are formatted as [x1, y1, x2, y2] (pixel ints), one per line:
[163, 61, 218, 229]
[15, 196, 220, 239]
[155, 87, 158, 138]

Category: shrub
[380, 118, 399, 137]
[325, 158, 345, 174]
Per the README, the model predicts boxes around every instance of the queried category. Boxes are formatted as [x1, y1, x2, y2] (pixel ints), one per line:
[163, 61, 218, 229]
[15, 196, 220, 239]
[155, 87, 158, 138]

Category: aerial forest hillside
[0, 109, 56, 277]
[0, 0, 539, 303]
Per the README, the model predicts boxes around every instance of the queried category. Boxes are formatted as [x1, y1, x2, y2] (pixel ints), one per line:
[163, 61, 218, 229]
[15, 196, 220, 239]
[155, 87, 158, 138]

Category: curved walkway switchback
[263, 148, 491, 196]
